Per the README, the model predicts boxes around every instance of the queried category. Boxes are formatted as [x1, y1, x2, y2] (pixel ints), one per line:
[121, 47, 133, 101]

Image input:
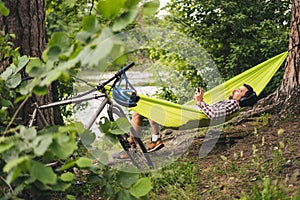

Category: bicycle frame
[27, 62, 155, 170]
[28, 93, 108, 128]
[28, 62, 135, 128]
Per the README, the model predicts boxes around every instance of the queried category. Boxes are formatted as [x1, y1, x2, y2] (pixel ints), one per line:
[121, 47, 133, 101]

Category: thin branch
[89, 0, 95, 15]
[0, 176, 14, 193]
[5, 96, 29, 131]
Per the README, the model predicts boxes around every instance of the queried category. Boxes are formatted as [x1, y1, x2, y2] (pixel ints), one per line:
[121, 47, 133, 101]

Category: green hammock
[131, 52, 288, 128]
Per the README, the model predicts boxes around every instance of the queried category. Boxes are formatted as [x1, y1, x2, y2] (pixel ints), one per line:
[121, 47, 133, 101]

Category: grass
[148, 115, 300, 199]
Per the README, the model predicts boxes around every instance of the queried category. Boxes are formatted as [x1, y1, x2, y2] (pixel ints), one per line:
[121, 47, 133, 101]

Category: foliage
[0, 124, 80, 198]
[1, 0, 159, 198]
[241, 178, 290, 200]
[46, 0, 96, 38]
[0, 0, 9, 16]
[150, 161, 200, 199]
[164, 0, 291, 96]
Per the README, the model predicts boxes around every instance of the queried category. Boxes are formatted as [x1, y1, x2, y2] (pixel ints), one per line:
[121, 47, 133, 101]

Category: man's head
[229, 84, 257, 107]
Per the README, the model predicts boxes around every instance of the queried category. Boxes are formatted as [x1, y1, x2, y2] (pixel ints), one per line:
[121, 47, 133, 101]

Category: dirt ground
[110, 114, 300, 199]
[169, 114, 300, 198]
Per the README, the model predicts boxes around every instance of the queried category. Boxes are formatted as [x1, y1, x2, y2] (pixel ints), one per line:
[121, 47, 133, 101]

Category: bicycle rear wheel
[107, 104, 154, 170]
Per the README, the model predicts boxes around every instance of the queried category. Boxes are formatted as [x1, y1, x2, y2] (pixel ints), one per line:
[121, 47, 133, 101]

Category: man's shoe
[148, 138, 164, 152]
[114, 141, 136, 160]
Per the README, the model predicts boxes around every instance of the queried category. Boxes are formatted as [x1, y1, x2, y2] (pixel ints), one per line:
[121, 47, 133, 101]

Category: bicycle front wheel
[107, 104, 154, 170]
[108, 104, 127, 121]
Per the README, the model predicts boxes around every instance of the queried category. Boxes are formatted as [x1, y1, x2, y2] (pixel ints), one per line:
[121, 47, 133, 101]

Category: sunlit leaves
[112, 9, 138, 32]
[59, 172, 75, 182]
[96, 0, 126, 20]
[45, 32, 72, 61]
[5, 73, 21, 89]
[3, 156, 30, 173]
[0, 0, 9, 16]
[142, 0, 160, 16]
[129, 177, 152, 198]
[76, 157, 92, 168]
[0, 56, 29, 89]
[0, 139, 14, 154]
[82, 15, 98, 33]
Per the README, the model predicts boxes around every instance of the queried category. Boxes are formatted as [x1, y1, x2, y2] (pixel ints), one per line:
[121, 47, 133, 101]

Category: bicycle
[28, 62, 154, 170]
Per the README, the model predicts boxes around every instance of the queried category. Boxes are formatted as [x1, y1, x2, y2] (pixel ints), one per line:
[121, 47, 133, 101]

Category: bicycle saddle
[112, 86, 140, 107]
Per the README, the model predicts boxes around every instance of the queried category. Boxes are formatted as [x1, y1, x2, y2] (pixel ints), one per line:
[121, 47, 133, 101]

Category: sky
[158, 0, 170, 16]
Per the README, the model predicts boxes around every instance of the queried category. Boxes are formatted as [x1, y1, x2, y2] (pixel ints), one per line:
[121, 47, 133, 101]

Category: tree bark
[276, 0, 300, 117]
[280, 0, 300, 93]
[0, 0, 56, 128]
[233, 0, 300, 121]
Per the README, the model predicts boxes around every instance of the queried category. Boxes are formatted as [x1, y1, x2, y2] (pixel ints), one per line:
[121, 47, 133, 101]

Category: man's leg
[148, 119, 164, 151]
[131, 112, 164, 151]
[117, 112, 144, 159]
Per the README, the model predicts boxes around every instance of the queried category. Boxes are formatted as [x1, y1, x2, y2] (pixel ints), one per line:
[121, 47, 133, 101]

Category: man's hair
[243, 84, 254, 97]
[239, 84, 258, 107]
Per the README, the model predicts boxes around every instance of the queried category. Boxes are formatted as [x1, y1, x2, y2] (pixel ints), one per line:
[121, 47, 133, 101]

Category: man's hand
[194, 87, 204, 104]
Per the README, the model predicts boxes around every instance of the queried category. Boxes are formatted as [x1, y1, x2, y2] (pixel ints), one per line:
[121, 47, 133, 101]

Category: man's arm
[196, 100, 240, 119]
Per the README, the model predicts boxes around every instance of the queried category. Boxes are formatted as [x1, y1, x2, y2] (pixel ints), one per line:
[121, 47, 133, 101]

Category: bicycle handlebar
[98, 62, 134, 90]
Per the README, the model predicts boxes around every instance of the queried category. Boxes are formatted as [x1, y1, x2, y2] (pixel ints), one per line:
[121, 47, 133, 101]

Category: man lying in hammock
[119, 84, 258, 158]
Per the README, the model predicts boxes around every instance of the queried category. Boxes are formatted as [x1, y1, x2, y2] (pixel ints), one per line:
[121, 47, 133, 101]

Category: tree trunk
[276, 0, 300, 117]
[0, 0, 57, 128]
[233, 0, 300, 121]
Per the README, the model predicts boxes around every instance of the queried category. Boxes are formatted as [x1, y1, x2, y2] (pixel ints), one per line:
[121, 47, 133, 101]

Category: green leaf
[6, 73, 21, 88]
[48, 32, 71, 49]
[47, 46, 62, 60]
[32, 134, 53, 156]
[99, 117, 111, 133]
[129, 177, 152, 198]
[112, 9, 138, 32]
[20, 126, 37, 141]
[142, 0, 160, 16]
[0, 141, 14, 154]
[6, 166, 22, 184]
[30, 160, 57, 185]
[90, 149, 109, 165]
[0, 1, 10, 16]
[82, 15, 98, 33]
[16, 56, 29, 72]
[50, 181, 71, 191]
[96, 0, 125, 20]
[26, 58, 45, 77]
[66, 195, 76, 200]
[59, 172, 75, 182]
[117, 172, 139, 188]
[51, 135, 77, 159]
[124, 0, 140, 9]
[41, 70, 62, 86]
[0, 99, 13, 107]
[80, 130, 96, 146]
[56, 160, 76, 172]
[58, 122, 85, 135]
[76, 157, 92, 168]
[3, 156, 30, 173]
[33, 85, 48, 96]
[0, 68, 13, 81]
[76, 27, 114, 67]
[110, 118, 130, 135]
[116, 190, 135, 200]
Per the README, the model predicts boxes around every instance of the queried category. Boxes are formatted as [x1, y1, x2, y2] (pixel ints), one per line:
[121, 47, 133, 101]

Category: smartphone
[197, 83, 201, 92]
